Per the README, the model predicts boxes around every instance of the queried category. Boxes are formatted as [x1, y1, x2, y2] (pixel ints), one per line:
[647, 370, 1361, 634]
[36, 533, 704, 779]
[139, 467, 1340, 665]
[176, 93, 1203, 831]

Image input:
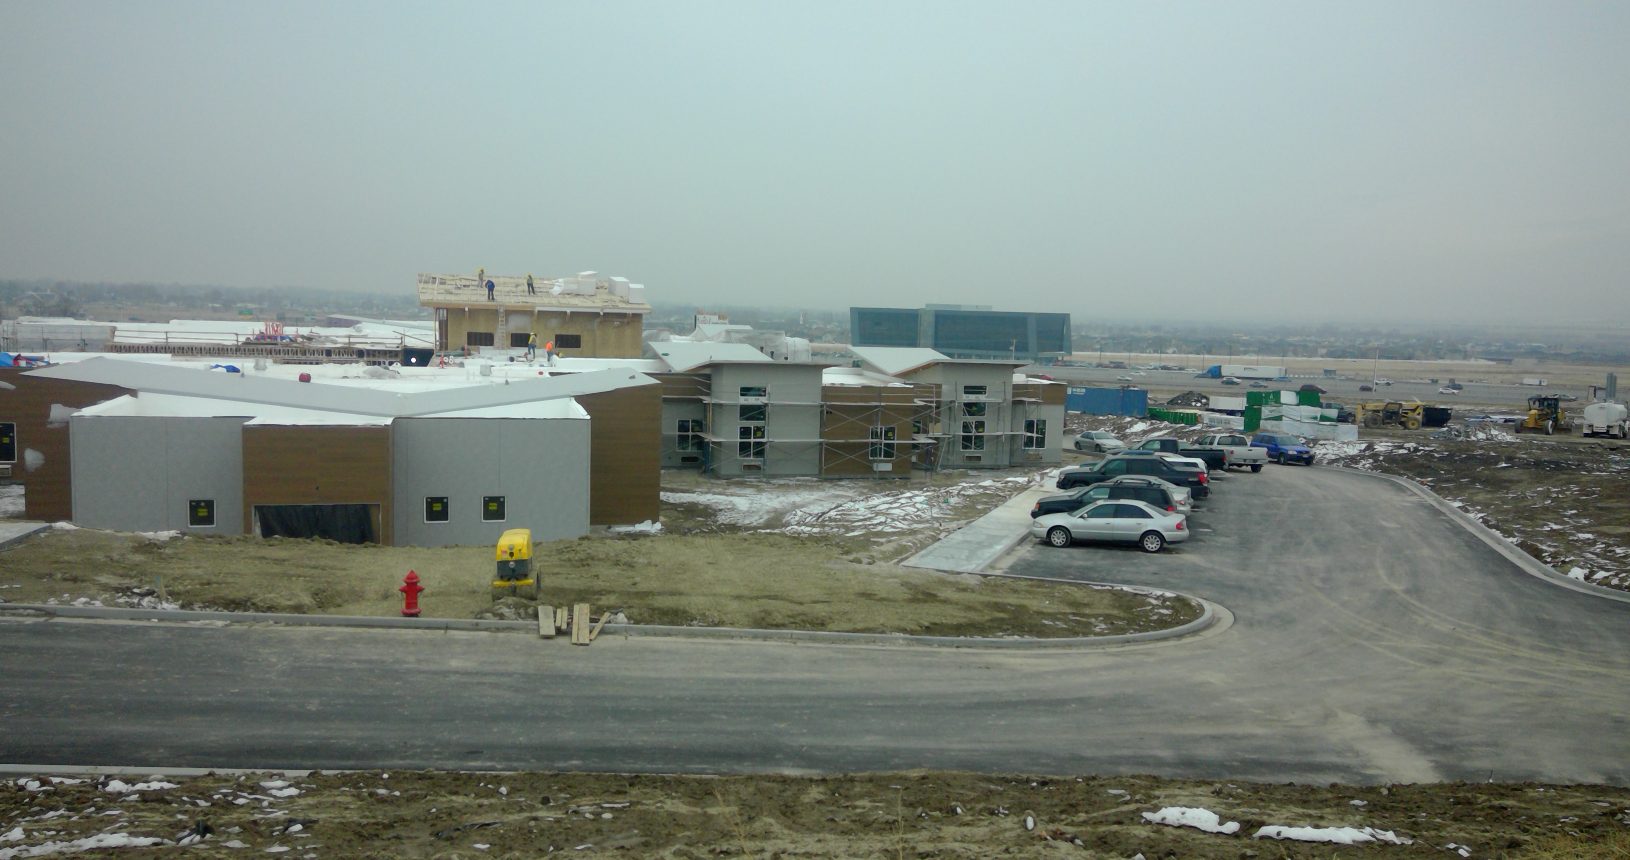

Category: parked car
[1072, 430, 1126, 453]
[1248, 381, 1267, 388]
[1133, 437, 1227, 472]
[1116, 375, 1134, 382]
[1251, 432, 1315, 465]
[1030, 477, 1189, 519]
[1107, 448, 1211, 476]
[1220, 376, 1242, 385]
[1057, 456, 1210, 497]
[1359, 384, 1375, 392]
[1438, 386, 1460, 395]
[1030, 499, 1188, 553]
[1192, 433, 1269, 472]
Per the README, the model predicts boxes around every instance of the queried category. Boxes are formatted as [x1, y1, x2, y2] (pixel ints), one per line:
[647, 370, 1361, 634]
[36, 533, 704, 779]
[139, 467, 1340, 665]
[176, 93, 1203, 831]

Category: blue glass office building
[850, 306, 1072, 361]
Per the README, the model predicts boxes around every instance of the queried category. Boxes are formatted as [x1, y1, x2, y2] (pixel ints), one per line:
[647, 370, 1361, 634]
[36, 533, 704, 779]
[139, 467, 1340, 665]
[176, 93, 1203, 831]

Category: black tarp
[256, 504, 377, 544]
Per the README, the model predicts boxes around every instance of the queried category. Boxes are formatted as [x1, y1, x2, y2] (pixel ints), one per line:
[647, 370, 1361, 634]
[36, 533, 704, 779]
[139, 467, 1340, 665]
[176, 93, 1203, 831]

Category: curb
[1323, 464, 1630, 607]
[0, 587, 1221, 650]
[0, 522, 49, 552]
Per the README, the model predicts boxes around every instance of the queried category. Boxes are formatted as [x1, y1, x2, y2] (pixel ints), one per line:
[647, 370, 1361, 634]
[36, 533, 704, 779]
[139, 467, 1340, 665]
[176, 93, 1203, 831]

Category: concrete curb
[0, 585, 1222, 650]
[1324, 464, 1630, 607]
[0, 521, 49, 551]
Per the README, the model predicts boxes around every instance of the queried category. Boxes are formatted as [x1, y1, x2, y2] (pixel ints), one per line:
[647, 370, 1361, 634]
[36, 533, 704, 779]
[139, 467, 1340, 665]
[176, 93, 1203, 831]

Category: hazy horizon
[3, 1, 1627, 326]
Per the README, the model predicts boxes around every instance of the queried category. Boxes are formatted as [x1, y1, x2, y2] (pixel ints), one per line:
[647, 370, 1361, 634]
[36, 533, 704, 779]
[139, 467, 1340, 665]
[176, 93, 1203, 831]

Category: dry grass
[0, 527, 1197, 638]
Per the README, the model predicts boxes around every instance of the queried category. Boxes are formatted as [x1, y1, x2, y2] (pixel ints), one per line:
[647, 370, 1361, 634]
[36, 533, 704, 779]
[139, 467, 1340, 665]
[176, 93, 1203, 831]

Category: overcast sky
[3, 1, 1627, 324]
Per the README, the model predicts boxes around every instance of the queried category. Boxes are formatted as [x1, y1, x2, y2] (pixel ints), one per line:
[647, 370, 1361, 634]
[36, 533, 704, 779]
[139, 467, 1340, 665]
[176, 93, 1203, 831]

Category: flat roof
[417, 272, 651, 315]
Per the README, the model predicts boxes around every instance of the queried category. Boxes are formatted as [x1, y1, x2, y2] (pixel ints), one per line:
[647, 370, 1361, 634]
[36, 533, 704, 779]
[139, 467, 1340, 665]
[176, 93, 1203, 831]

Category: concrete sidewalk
[903, 482, 1055, 573]
[0, 521, 49, 551]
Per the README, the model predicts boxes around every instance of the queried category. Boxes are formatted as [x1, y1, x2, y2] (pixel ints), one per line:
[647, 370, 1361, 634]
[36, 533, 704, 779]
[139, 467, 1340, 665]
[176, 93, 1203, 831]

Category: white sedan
[1030, 499, 1189, 553]
[1438, 386, 1460, 395]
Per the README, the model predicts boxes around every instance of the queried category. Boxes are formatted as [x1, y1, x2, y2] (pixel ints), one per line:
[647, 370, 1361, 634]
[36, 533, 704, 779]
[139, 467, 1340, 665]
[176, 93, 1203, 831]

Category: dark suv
[1056, 456, 1210, 497]
[1031, 480, 1180, 519]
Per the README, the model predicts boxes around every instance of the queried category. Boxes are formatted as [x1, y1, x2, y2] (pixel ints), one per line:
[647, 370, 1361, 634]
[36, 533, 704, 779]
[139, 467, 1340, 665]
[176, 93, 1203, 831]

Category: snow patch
[1254, 824, 1410, 844]
[103, 779, 177, 794]
[0, 832, 168, 858]
[1141, 806, 1240, 834]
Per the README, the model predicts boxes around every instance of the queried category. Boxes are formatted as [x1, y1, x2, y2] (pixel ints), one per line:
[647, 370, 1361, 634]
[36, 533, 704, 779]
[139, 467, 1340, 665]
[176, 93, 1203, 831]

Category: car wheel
[1046, 527, 1072, 548]
[1139, 531, 1166, 553]
[1250, 464, 1263, 473]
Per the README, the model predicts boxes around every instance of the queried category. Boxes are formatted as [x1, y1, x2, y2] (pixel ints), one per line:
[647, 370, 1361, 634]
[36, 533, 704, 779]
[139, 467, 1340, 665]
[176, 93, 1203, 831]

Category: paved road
[3, 467, 1629, 784]
[1031, 364, 1576, 411]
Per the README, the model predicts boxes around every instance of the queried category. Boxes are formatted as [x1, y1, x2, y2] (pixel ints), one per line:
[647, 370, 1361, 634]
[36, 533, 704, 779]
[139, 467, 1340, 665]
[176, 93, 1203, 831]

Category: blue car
[1251, 432, 1315, 466]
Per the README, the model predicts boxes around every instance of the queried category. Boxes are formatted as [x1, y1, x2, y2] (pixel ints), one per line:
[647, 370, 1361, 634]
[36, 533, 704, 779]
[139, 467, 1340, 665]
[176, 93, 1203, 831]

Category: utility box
[492, 528, 536, 598]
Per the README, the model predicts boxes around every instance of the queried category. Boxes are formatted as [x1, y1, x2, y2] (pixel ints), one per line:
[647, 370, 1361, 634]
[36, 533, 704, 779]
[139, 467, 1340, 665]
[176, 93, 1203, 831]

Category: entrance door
[255, 504, 378, 544]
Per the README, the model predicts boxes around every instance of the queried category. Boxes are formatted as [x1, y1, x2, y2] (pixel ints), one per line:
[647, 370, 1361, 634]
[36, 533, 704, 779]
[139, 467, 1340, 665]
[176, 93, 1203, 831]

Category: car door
[1076, 502, 1120, 540]
[1112, 504, 1154, 541]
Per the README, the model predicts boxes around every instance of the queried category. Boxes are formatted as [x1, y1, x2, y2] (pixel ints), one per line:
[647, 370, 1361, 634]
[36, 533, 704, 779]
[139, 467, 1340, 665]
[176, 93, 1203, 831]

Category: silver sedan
[1030, 499, 1190, 553]
[1072, 431, 1126, 453]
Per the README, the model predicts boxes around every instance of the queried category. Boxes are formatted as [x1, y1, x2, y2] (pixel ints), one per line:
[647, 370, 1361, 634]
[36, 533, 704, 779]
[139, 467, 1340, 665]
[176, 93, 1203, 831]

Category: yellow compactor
[492, 528, 537, 599]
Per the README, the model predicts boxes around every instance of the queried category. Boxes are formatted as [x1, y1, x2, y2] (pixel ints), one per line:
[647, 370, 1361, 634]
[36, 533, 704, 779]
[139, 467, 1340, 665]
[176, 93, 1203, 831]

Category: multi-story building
[849, 305, 1072, 361]
[418, 271, 650, 358]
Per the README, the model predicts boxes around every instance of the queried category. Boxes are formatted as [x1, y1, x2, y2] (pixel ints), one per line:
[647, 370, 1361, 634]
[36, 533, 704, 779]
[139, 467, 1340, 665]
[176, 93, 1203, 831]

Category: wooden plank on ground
[537, 605, 555, 639]
[588, 611, 611, 642]
[555, 605, 569, 631]
[571, 603, 591, 646]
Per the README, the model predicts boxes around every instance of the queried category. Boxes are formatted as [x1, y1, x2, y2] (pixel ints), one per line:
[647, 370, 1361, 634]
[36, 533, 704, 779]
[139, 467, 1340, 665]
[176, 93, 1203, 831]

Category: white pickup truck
[1193, 433, 1270, 472]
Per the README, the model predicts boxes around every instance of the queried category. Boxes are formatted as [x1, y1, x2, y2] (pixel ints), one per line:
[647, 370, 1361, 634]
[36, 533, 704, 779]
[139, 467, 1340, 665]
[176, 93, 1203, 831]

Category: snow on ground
[663, 470, 1047, 538]
[1140, 806, 1240, 834]
[0, 485, 21, 518]
[1253, 824, 1410, 844]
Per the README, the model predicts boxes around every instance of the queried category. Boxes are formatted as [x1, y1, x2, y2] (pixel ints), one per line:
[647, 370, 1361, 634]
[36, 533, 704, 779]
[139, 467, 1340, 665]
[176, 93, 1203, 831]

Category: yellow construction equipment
[1516, 396, 1567, 435]
[1354, 400, 1425, 430]
[491, 528, 537, 599]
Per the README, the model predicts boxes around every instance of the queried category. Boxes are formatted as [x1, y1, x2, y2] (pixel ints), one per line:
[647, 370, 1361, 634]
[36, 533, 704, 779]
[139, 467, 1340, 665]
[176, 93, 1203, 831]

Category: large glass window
[738, 425, 766, 459]
[869, 426, 897, 460]
[677, 419, 705, 452]
[739, 385, 768, 399]
[1023, 419, 1046, 449]
[960, 420, 986, 451]
[960, 401, 987, 417]
[739, 404, 767, 423]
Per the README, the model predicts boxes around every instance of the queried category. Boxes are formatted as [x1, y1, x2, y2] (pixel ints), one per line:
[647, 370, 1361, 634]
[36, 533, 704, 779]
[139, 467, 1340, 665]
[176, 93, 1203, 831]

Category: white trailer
[1521, 377, 1548, 387]
[1582, 402, 1629, 438]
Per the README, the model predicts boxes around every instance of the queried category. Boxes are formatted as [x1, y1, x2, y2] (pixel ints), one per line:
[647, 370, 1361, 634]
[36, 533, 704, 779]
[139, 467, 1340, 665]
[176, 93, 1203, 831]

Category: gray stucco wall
[659, 400, 707, 469]
[930, 364, 1014, 468]
[70, 415, 246, 534]
[392, 416, 590, 547]
[1007, 401, 1065, 466]
[709, 364, 823, 477]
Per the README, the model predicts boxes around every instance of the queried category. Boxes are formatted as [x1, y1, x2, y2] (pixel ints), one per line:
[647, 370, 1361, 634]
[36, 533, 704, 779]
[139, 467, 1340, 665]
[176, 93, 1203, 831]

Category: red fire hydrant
[399, 570, 425, 617]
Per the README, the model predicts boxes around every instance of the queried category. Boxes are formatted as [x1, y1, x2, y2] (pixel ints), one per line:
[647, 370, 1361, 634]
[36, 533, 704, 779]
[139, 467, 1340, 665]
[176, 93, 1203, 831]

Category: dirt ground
[5, 770, 1629, 858]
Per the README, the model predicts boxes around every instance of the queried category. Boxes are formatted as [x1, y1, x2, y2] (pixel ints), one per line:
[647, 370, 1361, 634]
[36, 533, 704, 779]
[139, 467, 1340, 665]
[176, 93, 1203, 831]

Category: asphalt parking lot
[4, 463, 1630, 783]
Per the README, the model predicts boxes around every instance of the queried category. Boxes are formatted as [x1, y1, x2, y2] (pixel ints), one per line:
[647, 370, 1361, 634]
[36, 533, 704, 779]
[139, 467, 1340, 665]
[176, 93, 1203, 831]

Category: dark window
[1023, 419, 1046, 449]
[0, 422, 14, 463]
[851, 307, 921, 347]
[962, 385, 988, 398]
[959, 419, 986, 451]
[1120, 506, 1152, 519]
[738, 425, 766, 459]
[188, 499, 215, 528]
[739, 385, 767, 398]
[483, 496, 506, 522]
[424, 496, 449, 523]
[1103, 460, 1127, 476]
[869, 426, 897, 460]
[677, 418, 705, 451]
[740, 404, 767, 423]
[554, 333, 582, 349]
[466, 331, 495, 347]
[961, 401, 987, 417]
[509, 332, 530, 347]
